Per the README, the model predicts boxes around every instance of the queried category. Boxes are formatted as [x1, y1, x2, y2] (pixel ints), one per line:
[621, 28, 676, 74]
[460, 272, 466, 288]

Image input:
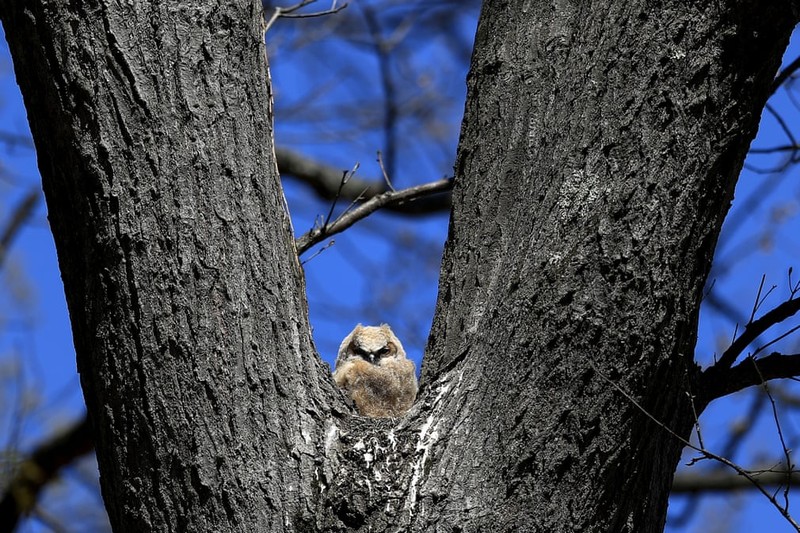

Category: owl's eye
[352, 346, 369, 358]
[376, 346, 389, 356]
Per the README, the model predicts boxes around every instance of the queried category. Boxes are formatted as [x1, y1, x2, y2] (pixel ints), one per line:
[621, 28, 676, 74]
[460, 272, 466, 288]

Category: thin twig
[590, 360, 800, 531]
[264, 0, 348, 33]
[749, 144, 800, 154]
[750, 274, 768, 324]
[323, 164, 358, 230]
[295, 178, 453, 255]
[790, 267, 800, 297]
[772, 54, 800, 95]
[688, 390, 705, 450]
[672, 466, 800, 493]
[0, 188, 39, 269]
[753, 324, 800, 357]
[376, 150, 395, 192]
[765, 104, 799, 153]
[275, 147, 451, 214]
[300, 240, 335, 265]
[361, 5, 398, 179]
[751, 361, 794, 510]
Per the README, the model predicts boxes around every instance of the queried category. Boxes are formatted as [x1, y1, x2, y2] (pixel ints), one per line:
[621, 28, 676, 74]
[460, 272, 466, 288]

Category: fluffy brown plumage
[332, 324, 417, 418]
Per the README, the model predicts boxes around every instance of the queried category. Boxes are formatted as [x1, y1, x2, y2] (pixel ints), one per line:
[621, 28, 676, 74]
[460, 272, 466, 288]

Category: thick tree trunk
[1, 2, 343, 530]
[2, 1, 799, 532]
[420, 2, 799, 532]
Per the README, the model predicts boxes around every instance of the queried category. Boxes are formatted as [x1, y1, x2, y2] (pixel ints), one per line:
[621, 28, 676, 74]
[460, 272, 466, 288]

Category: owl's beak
[368, 353, 375, 363]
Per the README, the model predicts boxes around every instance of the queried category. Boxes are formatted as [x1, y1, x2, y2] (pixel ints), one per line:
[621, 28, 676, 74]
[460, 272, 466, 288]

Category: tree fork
[3, 1, 800, 533]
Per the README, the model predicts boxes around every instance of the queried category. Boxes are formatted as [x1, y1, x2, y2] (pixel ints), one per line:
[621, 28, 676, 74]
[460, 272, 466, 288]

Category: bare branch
[772, 54, 800, 95]
[673, 466, 800, 493]
[711, 296, 800, 371]
[753, 365, 794, 509]
[295, 178, 453, 255]
[376, 150, 395, 192]
[701, 353, 800, 403]
[0, 188, 39, 269]
[275, 147, 452, 214]
[0, 416, 94, 533]
[0, 131, 34, 150]
[264, 0, 347, 33]
[362, 4, 399, 178]
[749, 144, 800, 154]
[764, 104, 799, 160]
[590, 360, 800, 530]
[749, 274, 771, 324]
[323, 163, 358, 230]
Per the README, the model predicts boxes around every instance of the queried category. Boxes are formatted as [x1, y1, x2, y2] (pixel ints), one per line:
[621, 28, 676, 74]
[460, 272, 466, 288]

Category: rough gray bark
[0, 1, 342, 530]
[419, 2, 797, 532]
[2, 1, 799, 533]
[420, 2, 799, 532]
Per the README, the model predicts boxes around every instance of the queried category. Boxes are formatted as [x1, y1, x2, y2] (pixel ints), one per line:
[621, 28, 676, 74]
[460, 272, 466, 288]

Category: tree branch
[701, 353, 800, 404]
[275, 147, 452, 214]
[711, 296, 800, 371]
[0, 131, 34, 150]
[771, 54, 800, 95]
[0, 189, 39, 269]
[295, 178, 453, 255]
[263, 0, 348, 33]
[749, 144, 800, 154]
[0, 416, 94, 533]
[672, 466, 800, 493]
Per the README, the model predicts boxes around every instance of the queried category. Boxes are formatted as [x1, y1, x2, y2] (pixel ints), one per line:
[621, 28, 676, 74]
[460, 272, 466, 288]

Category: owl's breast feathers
[333, 353, 417, 418]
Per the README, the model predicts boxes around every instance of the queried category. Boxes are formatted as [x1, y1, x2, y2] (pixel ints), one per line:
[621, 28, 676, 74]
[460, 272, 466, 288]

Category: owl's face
[338, 324, 404, 366]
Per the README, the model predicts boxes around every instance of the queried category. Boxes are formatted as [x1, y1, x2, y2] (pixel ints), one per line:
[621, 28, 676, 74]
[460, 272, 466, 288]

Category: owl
[332, 324, 418, 418]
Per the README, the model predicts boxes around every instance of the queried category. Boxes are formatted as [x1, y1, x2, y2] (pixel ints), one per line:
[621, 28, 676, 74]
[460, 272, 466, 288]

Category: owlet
[332, 324, 417, 418]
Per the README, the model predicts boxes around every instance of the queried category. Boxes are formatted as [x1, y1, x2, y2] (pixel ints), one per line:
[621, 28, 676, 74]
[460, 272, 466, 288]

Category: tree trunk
[1, 1, 798, 532]
[419, 2, 798, 531]
[0, 2, 343, 530]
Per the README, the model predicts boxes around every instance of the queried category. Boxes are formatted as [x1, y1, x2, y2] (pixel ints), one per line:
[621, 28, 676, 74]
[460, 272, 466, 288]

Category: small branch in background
[0, 131, 35, 150]
[323, 163, 359, 230]
[263, 0, 347, 33]
[763, 104, 800, 165]
[750, 144, 800, 154]
[361, 5, 399, 179]
[276, 147, 452, 214]
[591, 360, 800, 530]
[789, 267, 800, 297]
[672, 466, 800, 493]
[376, 150, 395, 192]
[749, 274, 773, 323]
[771, 54, 800, 95]
[300, 240, 334, 265]
[711, 295, 800, 371]
[296, 178, 453, 255]
[0, 416, 94, 533]
[751, 362, 794, 509]
[0, 188, 39, 269]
